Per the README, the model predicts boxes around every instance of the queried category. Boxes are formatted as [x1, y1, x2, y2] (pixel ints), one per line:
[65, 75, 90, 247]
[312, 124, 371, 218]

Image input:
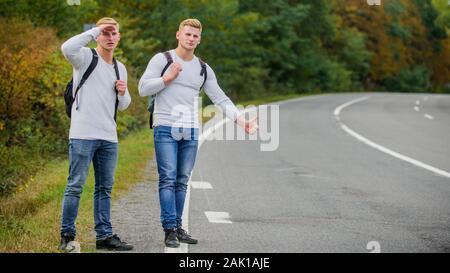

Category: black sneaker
[164, 228, 180, 248]
[96, 234, 134, 251]
[176, 228, 198, 244]
[59, 233, 75, 251]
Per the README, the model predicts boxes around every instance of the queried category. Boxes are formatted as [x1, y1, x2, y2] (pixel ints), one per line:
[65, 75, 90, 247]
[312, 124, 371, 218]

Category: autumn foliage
[334, 0, 449, 90]
[0, 19, 69, 194]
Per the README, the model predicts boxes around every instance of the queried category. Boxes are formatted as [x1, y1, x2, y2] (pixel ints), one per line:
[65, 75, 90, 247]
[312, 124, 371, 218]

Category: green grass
[0, 129, 154, 253]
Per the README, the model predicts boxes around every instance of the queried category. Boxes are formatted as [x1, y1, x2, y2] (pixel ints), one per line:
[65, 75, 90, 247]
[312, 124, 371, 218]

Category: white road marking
[416, 100, 421, 105]
[334, 97, 370, 116]
[172, 94, 347, 253]
[205, 211, 233, 224]
[169, 103, 261, 253]
[191, 181, 213, 189]
[168, 106, 258, 253]
[414, 106, 420, 112]
[165, 244, 187, 253]
[334, 97, 450, 179]
[424, 114, 434, 120]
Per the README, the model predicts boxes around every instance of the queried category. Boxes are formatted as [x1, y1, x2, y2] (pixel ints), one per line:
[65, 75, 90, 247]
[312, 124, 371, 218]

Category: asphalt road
[186, 93, 450, 253]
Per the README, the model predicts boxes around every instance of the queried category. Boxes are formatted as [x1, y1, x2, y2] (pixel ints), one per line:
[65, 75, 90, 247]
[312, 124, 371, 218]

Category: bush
[0, 18, 149, 196]
[0, 19, 62, 196]
[384, 66, 432, 92]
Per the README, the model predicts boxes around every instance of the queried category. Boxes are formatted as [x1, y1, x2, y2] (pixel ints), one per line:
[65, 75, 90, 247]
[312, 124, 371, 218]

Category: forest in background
[0, 0, 449, 196]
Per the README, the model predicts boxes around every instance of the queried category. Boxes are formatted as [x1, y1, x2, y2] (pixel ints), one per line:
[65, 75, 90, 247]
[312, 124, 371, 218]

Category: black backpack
[64, 48, 120, 121]
[147, 51, 207, 129]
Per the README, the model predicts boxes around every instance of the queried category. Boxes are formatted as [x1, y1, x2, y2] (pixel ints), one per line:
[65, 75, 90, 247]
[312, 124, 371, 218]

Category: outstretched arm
[204, 65, 258, 135]
[235, 115, 258, 135]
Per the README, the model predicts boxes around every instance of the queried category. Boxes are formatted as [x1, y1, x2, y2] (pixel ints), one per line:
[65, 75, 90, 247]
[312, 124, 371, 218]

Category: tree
[0, 0, 99, 37]
[432, 0, 450, 34]
[334, 0, 449, 90]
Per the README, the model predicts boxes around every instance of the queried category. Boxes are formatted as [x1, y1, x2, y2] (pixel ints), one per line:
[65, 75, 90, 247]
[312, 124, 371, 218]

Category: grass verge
[0, 129, 154, 253]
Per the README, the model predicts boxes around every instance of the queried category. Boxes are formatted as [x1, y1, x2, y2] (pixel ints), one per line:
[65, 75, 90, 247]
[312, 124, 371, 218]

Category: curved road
[186, 93, 450, 253]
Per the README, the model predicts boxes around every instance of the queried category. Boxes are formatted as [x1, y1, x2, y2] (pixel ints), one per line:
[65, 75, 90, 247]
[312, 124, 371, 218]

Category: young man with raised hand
[139, 18, 258, 248]
[59, 17, 133, 252]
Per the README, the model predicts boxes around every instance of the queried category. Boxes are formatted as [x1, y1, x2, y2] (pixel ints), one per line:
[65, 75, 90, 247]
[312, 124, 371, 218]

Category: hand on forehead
[100, 23, 118, 32]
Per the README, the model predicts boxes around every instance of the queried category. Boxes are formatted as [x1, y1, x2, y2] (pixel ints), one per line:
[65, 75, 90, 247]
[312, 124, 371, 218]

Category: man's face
[97, 24, 120, 51]
[176, 26, 201, 51]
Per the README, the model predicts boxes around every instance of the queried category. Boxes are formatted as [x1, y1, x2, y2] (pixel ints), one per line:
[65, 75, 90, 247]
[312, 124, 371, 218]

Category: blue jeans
[60, 139, 118, 240]
[154, 126, 199, 230]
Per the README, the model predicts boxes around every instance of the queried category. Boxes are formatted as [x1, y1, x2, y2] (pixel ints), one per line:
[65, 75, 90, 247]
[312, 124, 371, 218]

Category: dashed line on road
[414, 106, 420, 112]
[191, 181, 213, 189]
[424, 114, 434, 120]
[205, 211, 233, 224]
[171, 105, 260, 253]
[334, 97, 450, 179]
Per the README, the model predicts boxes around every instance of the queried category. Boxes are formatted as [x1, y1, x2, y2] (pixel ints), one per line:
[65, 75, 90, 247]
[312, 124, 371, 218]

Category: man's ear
[176, 30, 180, 40]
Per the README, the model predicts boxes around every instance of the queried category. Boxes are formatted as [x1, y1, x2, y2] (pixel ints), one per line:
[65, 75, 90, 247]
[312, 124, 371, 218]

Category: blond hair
[96, 17, 119, 31]
[179, 18, 202, 32]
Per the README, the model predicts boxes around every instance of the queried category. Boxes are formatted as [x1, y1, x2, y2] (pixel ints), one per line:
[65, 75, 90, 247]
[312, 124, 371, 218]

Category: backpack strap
[149, 51, 174, 129]
[113, 58, 120, 122]
[74, 48, 98, 110]
[161, 51, 174, 77]
[199, 58, 207, 90]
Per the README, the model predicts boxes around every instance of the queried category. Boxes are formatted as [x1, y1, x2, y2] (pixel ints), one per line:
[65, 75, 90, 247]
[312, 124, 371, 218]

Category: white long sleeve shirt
[138, 50, 240, 128]
[61, 27, 131, 143]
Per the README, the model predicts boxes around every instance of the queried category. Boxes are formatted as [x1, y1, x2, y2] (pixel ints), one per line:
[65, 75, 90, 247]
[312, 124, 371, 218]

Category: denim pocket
[154, 126, 181, 142]
[69, 139, 93, 156]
